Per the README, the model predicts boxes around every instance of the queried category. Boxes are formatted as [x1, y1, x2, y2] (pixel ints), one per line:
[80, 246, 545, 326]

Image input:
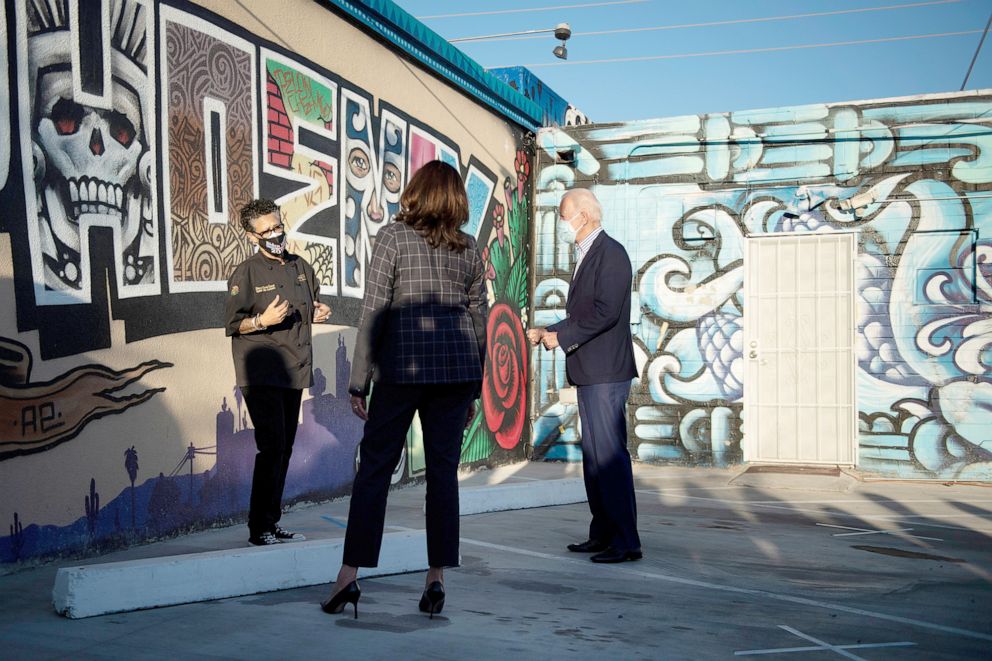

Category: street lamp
[449, 22, 572, 60]
[553, 23, 571, 60]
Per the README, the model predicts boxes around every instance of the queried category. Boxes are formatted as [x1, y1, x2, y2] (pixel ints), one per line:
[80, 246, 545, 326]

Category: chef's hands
[260, 295, 290, 327]
[313, 302, 332, 323]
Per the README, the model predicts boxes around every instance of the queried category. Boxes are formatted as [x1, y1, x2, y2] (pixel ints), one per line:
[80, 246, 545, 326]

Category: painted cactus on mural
[534, 94, 992, 480]
[0, 0, 532, 564]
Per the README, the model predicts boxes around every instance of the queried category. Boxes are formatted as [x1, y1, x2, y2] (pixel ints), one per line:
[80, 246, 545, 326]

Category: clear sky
[394, 0, 992, 123]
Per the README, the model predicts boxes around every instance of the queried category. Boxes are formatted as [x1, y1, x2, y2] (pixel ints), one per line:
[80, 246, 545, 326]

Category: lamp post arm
[450, 28, 555, 43]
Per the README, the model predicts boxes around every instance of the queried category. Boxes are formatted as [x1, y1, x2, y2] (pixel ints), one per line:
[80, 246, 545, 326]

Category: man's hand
[313, 302, 332, 323]
[260, 294, 290, 327]
[527, 328, 546, 346]
[350, 395, 368, 421]
[541, 332, 560, 350]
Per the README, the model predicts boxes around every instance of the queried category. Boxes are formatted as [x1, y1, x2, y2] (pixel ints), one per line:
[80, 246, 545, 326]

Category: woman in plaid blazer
[321, 161, 488, 619]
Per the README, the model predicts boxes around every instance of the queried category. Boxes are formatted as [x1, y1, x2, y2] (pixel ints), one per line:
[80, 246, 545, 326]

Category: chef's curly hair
[239, 199, 280, 233]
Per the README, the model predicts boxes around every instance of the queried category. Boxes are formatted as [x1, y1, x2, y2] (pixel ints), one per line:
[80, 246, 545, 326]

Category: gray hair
[562, 188, 602, 224]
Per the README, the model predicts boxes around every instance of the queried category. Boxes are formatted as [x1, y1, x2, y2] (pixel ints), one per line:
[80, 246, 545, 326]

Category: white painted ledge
[53, 479, 590, 618]
[458, 478, 587, 515]
[53, 530, 425, 619]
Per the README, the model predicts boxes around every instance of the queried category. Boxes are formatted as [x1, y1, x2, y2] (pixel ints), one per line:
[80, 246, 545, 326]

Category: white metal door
[744, 233, 856, 465]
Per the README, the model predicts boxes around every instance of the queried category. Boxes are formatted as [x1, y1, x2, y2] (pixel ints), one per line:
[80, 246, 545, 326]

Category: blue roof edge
[317, 0, 544, 132]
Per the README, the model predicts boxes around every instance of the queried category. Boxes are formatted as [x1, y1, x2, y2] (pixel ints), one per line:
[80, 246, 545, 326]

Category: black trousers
[577, 380, 641, 552]
[343, 382, 476, 568]
[242, 386, 303, 537]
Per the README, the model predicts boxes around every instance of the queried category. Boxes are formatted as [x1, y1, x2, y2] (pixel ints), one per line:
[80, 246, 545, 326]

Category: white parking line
[459, 537, 992, 643]
[738, 498, 992, 506]
[735, 625, 915, 658]
[634, 489, 992, 533]
[815, 523, 943, 542]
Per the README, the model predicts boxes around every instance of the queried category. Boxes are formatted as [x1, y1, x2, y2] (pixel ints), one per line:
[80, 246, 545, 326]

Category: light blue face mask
[560, 210, 586, 239]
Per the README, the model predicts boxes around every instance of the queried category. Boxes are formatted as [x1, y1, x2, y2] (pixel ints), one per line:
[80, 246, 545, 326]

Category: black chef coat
[225, 251, 321, 390]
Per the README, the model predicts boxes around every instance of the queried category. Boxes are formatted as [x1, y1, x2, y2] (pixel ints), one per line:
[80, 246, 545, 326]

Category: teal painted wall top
[319, 0, 545, 131]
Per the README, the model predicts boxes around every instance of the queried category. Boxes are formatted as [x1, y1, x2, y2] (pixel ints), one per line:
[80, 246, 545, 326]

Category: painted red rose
[482, 303, 528, 449]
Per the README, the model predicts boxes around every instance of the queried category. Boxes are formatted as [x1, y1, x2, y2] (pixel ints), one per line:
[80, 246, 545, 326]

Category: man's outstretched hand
[527, 328, 546, 345]
[528, 327, 560, 350]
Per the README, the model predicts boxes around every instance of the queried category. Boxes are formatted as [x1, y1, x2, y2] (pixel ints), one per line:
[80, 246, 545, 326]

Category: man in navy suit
[528, 188, 641, 563]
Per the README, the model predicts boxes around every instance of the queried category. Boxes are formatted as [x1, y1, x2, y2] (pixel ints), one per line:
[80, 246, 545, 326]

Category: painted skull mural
[23, 0, 157, 303]
[534, 95, 992, 480]
[1, 0, 533, 566]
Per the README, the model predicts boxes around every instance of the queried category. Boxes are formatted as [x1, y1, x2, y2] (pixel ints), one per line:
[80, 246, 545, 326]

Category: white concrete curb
[53, 479, 589, 618]
[458, 478, 587, 515]
[52, 530, 426, 619]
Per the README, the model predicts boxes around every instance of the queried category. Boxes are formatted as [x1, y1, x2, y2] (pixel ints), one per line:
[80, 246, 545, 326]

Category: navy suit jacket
[548, 232, 637, 386]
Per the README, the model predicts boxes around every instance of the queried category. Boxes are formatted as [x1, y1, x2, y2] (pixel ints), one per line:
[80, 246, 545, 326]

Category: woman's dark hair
[394, 161, 470, 251]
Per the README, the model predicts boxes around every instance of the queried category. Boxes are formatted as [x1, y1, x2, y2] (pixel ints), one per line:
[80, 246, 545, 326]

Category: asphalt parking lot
[1, 463, 990, 660]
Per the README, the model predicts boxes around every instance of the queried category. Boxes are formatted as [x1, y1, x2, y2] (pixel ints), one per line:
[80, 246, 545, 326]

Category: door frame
[741, 231, 859, 467]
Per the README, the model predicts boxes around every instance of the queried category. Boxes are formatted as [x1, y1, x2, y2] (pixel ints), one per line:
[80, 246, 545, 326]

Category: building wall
[532, 91, 992, 481]
[489, 66, 590, 127]
[0, 0, 532, 566]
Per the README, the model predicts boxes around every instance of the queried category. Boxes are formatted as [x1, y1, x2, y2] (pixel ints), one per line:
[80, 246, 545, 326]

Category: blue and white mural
[488, 66, 589, 128]
[534, 92, 992, 480]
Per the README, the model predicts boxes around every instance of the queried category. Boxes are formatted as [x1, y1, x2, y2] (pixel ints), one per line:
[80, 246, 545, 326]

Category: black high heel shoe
[418, 581, 445, 619]
[321, 581, 361, 619]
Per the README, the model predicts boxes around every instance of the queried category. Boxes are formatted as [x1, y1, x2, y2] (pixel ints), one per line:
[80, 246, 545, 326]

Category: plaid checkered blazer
[348, 221, 488, 397]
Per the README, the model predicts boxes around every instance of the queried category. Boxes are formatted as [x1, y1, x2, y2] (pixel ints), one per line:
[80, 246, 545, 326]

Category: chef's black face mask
[258, 232, 286, 256]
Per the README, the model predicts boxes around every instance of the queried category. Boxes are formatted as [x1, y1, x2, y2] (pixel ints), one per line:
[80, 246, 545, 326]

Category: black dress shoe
[566, 539, 609, 553]
[590, 547, 643, 563]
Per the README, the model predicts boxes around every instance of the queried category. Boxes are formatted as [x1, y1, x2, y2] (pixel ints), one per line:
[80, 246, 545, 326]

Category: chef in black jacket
[225, 198, 331, 546]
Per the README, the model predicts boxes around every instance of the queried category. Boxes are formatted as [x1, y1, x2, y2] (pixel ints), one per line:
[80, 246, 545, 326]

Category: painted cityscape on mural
[0, 0, 531, 565]
[2, 0, 991, 571]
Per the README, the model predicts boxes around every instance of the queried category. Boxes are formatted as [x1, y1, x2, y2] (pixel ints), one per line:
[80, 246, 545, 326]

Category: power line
[418, 0, 647, 20]
[453, 0, 961, 43]
[496, 29, 984, 68]
[961, 10, 992, 90]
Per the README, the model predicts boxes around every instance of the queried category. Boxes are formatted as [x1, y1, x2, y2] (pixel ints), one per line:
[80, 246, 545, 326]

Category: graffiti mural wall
[489, 66, 590, 128]
[0, 0, 533, 566]
[533, 91, 992, 481]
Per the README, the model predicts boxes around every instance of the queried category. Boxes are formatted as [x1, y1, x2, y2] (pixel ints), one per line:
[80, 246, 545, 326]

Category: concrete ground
[1, 462, 990, 660]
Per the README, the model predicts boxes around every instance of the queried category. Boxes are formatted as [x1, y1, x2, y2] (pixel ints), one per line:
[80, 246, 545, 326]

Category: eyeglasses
[252, 223, 284, 239]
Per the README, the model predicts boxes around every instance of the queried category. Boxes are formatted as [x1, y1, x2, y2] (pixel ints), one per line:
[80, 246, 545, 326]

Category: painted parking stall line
[635, 489, 992, 533]
[459, 537, 992, 643]
[815, 522, 943, 542]
[735, 625, 916, 658]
